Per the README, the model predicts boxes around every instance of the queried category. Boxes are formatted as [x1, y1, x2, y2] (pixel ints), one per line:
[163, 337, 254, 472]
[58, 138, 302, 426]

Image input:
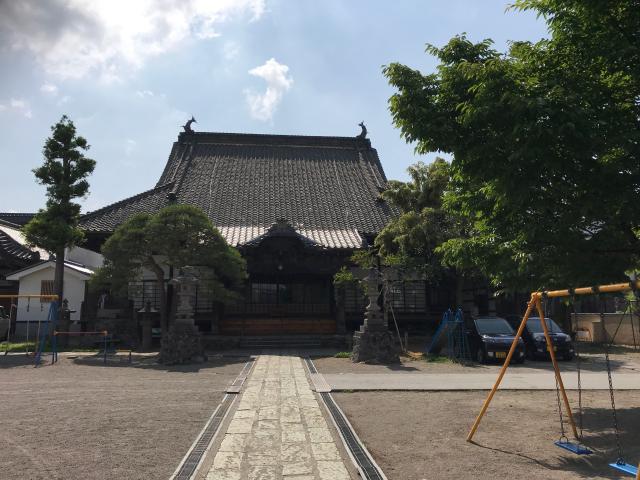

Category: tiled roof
[0, 220, 48, 262]
[218, 226, 268, 246]
[0, 213, 35, 226]
[219, 224, 363, 249]
[80, 183, 174, 233]
[80, 131, 397, 249]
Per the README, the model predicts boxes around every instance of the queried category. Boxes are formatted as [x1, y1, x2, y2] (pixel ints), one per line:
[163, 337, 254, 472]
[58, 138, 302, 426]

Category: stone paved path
[206, 354, 352, 480]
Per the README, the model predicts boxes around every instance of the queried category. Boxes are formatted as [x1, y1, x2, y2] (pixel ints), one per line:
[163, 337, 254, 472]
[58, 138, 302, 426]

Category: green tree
[383, 0, 640, 290]
[94, 204, 247, 333]
[376, 158, 452, 275]
[375, 158, 471, 303]
[24, 115, 96, 303]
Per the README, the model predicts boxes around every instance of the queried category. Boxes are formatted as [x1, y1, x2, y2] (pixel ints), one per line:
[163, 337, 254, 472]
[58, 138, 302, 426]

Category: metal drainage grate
[171, 358, 255, 480]
[172, 394, 234, 480]
[304, 358, 387, 480]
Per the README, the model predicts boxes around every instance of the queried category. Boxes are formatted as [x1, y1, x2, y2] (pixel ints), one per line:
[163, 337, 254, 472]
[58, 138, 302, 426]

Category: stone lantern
[170, 266, 199, 326]
[351, 265, 399, 363]
[160, 266, 206, 364]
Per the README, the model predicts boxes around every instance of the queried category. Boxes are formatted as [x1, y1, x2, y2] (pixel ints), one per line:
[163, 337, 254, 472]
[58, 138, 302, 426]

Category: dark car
[518, 316, 574, 361]
[468, 316, 526, 364]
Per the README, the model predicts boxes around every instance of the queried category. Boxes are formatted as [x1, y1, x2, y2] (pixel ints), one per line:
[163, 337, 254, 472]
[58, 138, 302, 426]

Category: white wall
[15, 265, 88, 325]
[65, 246, 104, 269]
[574, 313, 640, 345]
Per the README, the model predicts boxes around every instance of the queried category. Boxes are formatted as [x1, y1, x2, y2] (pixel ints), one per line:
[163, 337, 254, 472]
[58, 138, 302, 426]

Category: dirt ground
[313, 344, 640, 375]
[0, 353, 247, 480]
[333, 390, 640, 480]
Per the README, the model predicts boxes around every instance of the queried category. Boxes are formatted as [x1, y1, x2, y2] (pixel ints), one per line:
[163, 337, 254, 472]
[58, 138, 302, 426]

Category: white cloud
[245, 58, 292, 121]
[136, 90, 155, 98]
[40, 83, 59, 95]
[0, 0, 266, 81]
[1, 98, 33, 118]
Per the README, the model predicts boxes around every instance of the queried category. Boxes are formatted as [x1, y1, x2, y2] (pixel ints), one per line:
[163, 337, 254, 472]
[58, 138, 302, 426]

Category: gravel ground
[0, 353, 247, 480]
[333, 390, 640, 480]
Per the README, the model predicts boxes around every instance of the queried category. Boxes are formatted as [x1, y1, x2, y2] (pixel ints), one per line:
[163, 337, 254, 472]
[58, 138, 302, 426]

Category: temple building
[78, 128, 452, 335]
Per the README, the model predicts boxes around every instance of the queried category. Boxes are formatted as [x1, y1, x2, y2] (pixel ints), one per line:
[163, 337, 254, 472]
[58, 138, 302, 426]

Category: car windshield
[527, 318, 564, 334]
[475, 318, 514, 335]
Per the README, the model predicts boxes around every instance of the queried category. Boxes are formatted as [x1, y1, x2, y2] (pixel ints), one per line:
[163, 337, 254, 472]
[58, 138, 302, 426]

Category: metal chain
[555, 374, 567, 441]
[571, 294, 584, 440]
[631, 298, 638, 350]
[630, 274, 639, 350]
[545, 293, 567, 441]
[599, 294, 624, 461]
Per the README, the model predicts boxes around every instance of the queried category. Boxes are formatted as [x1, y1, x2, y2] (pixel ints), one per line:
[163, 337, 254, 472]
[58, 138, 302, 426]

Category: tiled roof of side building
[0, 213, 35, 226]
[0, 220, 44, 262]
[79, 130, 398, 247]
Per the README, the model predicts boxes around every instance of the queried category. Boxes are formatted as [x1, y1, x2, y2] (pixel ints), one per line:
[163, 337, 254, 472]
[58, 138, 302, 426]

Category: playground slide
[426, 311, 452, 355]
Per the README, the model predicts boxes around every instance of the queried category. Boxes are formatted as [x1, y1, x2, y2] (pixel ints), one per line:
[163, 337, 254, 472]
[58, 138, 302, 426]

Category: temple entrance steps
[218, 317, 337, 335]
[202, 334, 349, 350]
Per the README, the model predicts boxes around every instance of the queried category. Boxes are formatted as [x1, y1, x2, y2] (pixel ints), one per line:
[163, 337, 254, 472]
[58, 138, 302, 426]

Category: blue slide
[426, 309, 453, 355]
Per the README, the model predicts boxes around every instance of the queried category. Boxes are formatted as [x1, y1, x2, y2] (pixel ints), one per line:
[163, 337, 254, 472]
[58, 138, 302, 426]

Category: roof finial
[357, 121, 367, 139]
[182, 116, 197, 133]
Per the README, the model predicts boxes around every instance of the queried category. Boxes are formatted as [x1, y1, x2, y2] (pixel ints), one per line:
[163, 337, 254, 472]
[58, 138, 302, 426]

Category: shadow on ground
[332, 390, 640, 480]
[0, 352, 250, 372]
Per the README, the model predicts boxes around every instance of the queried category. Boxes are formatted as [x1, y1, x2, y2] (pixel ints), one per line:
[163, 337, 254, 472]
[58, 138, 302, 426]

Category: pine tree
[24, 115, 96, 304]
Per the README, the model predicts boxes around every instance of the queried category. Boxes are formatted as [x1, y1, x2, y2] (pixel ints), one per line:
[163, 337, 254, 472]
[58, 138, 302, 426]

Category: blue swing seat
[554, 440, 593, 455]
[609, 460, 638, 477]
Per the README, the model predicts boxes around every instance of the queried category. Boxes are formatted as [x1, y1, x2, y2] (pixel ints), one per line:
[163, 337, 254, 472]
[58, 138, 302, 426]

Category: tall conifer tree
[24, 115, 96, 304]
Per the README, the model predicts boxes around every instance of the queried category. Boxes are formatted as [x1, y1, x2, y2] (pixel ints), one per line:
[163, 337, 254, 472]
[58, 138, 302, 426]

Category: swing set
[467, 279, 640, 479]
[0, 294, 59, 363]
[1, 294, 118, 366]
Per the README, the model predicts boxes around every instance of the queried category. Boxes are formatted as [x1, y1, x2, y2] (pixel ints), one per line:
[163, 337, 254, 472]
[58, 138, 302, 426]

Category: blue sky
[0, 1, 548, 214]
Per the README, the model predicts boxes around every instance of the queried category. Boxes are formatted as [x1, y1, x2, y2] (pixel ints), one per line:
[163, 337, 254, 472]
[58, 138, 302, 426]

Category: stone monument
[351, 266, 399, 363]
[160, 266, 206, 364]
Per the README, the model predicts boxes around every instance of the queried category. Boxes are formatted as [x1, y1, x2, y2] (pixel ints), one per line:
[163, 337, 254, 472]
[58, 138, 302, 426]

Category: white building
[5, 247, 102, 339]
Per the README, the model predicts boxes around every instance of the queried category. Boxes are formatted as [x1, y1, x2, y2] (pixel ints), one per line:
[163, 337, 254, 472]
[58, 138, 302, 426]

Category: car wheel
[476, 347, 486, 364]
[563, 353, 574, 361]
[513, 354, 525, 364]
[526, 349, 536, 361]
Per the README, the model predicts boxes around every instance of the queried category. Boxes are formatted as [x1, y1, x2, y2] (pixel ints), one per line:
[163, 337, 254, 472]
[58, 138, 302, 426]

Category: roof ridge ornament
[182, 116, 197, 133]
[357, 121, 367, 139]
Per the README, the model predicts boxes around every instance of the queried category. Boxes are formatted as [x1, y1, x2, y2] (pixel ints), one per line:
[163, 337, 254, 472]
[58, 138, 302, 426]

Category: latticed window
[344, 283, 366, 313]
[403, 281, 426, 311]
[128, 280, 163, 310]
[195, 284, 215, 313]
[386, 281, 426, 313]
[249, 283, 329, 305]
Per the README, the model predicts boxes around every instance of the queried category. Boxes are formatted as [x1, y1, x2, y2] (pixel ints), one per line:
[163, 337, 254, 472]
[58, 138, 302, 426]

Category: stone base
[351, 329, 400, 364]
[160, 322, 206, 365]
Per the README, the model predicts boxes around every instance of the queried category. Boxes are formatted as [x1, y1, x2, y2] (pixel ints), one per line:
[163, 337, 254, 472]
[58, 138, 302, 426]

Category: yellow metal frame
[466, 280, 640, 480]
[0, 295, 59, 300]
